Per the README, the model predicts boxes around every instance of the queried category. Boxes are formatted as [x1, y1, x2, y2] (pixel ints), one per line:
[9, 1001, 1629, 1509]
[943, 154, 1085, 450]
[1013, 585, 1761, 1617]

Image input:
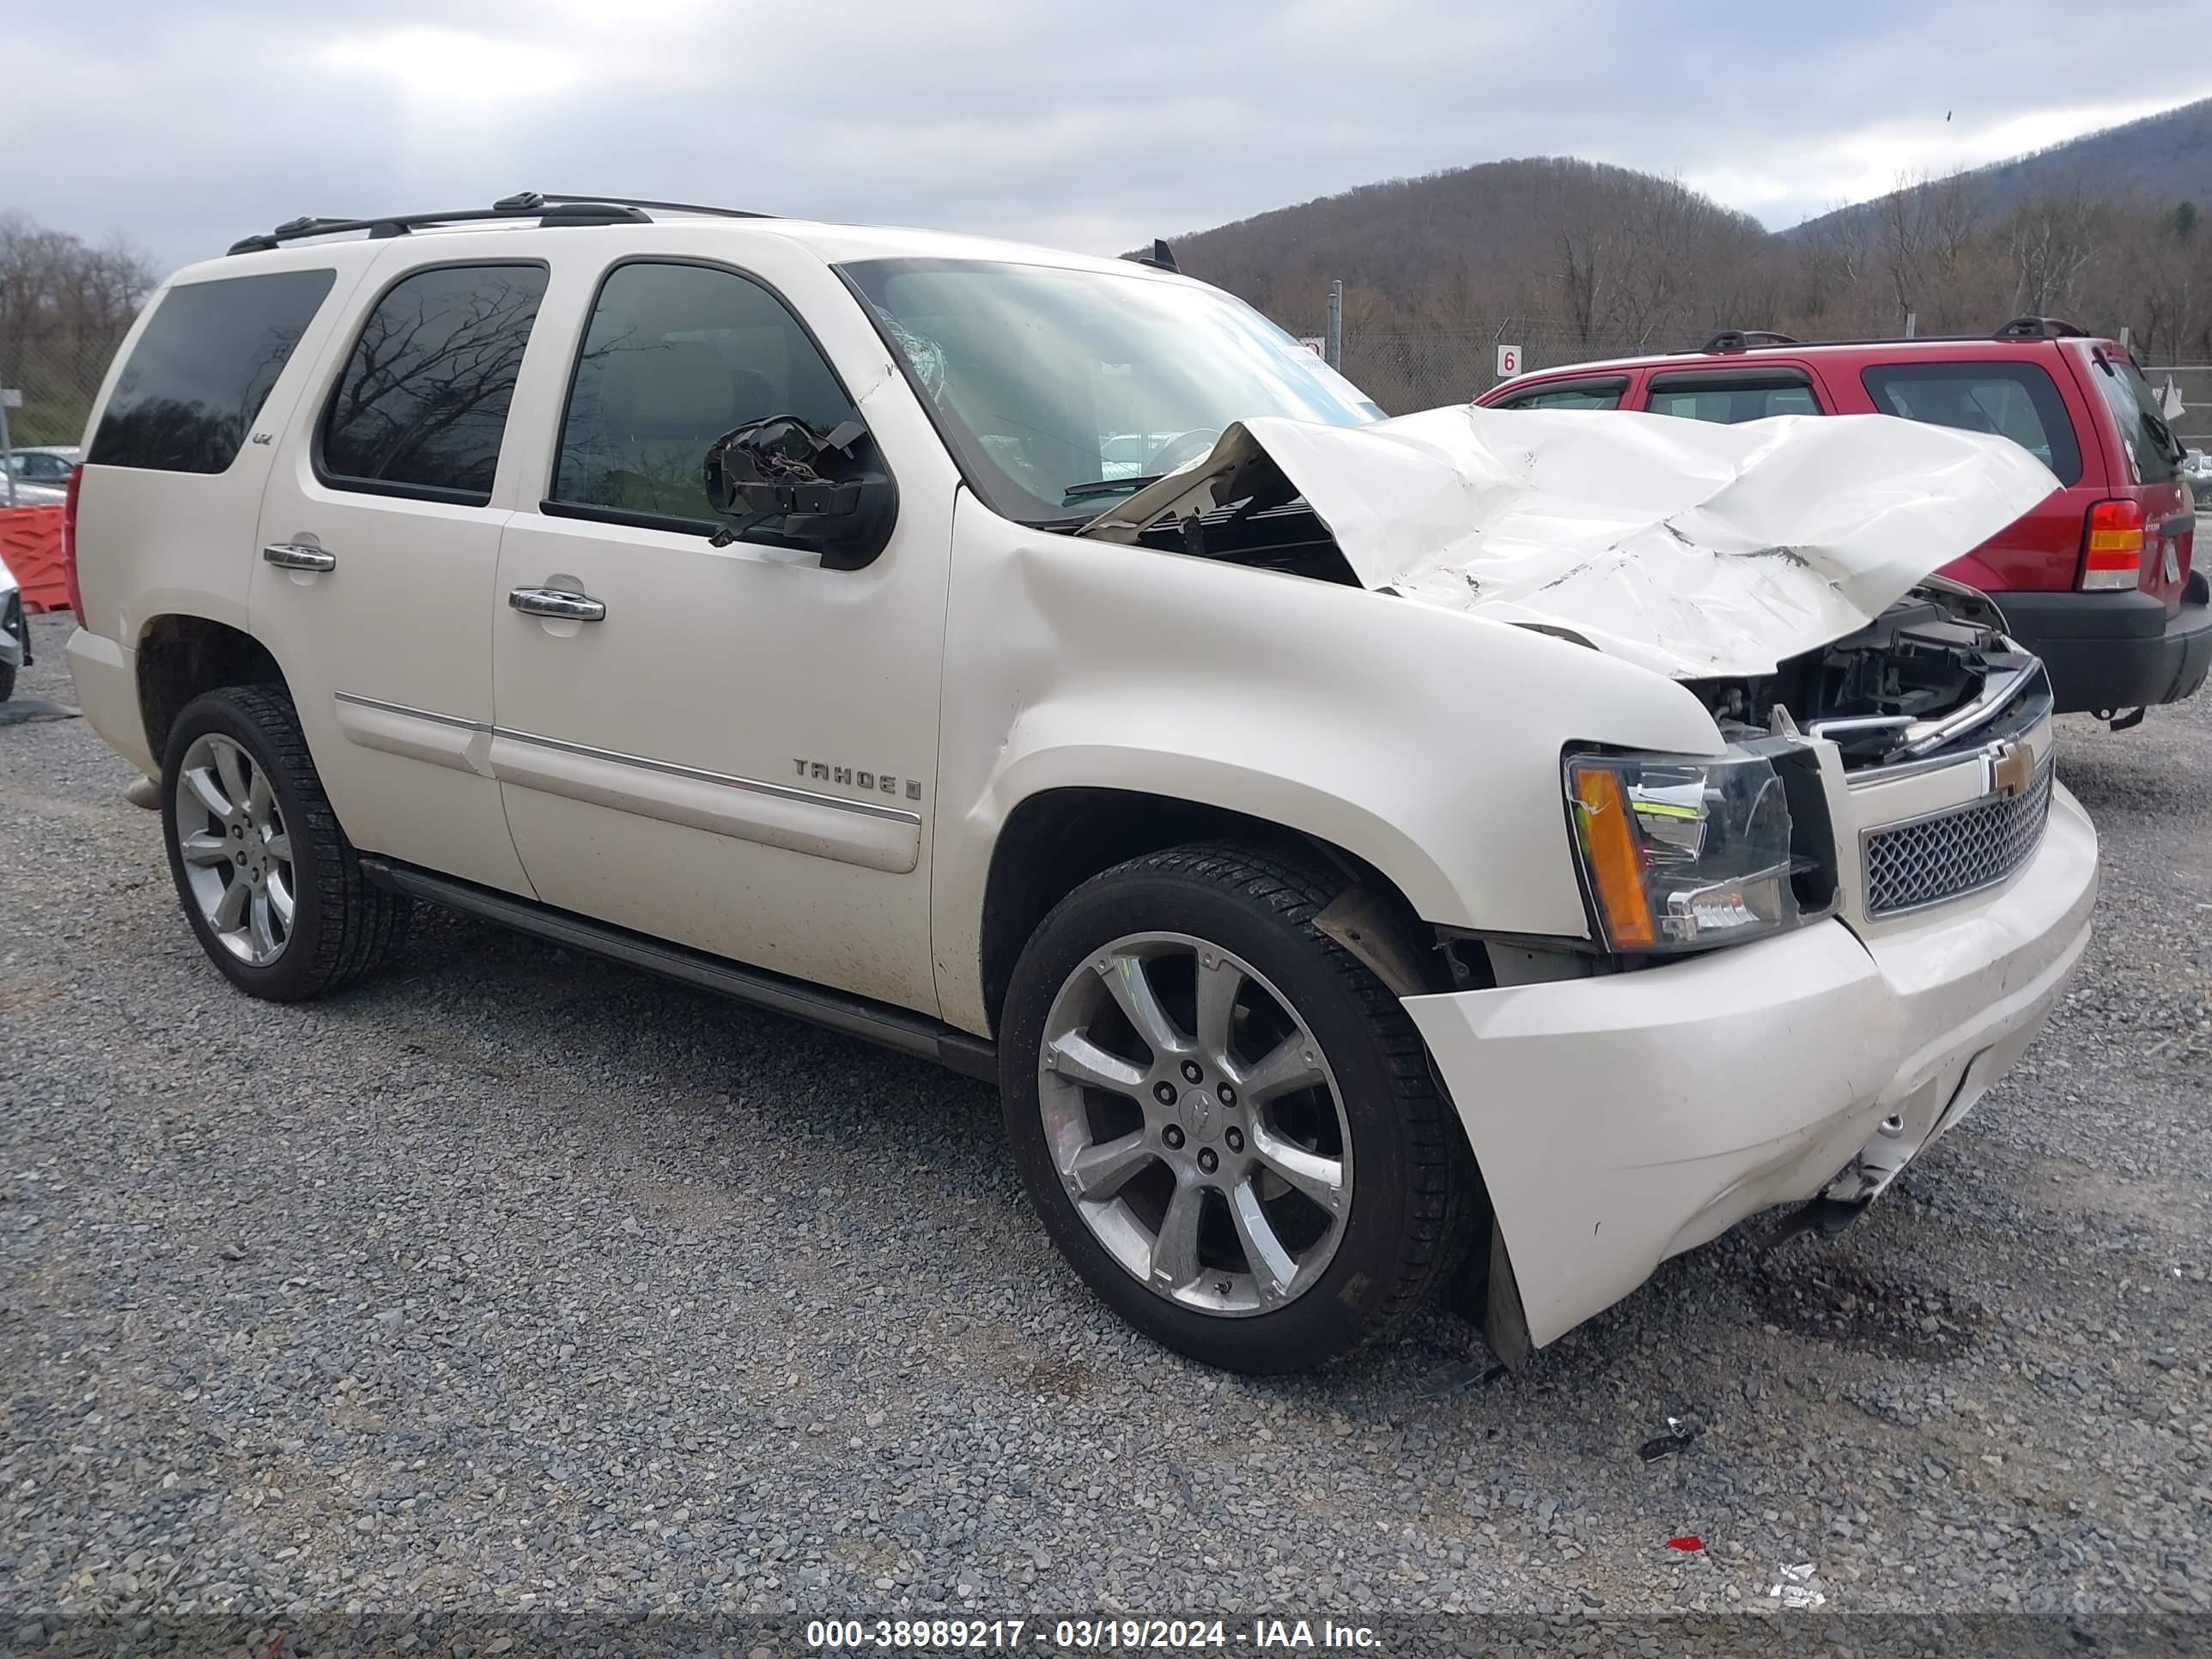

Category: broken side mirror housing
[702, 416, 896, 570]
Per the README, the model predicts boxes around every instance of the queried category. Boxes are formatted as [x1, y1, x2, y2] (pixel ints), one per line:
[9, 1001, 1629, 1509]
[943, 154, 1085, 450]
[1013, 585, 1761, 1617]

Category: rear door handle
[509, 586, 606, 622]
[263, 542, 336, 572]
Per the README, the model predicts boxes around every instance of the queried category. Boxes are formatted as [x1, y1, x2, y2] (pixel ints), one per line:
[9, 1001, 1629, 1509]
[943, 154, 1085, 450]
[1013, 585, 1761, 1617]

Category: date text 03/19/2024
[803, 1618, 1382, 1650]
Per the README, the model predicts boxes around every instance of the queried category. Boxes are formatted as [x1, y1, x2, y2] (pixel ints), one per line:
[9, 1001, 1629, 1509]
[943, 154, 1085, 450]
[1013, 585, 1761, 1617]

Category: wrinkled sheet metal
[1079, 406, 2061, 678]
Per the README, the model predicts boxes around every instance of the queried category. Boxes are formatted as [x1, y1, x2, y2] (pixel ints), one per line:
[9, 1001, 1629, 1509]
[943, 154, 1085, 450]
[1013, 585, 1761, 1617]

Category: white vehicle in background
[0, 549, 25, 700]
[62, 194, 2095, 1372]
[3, 445, 79, 508]
[2182, 447, 2212, 504]
[6, 445, 82, 485]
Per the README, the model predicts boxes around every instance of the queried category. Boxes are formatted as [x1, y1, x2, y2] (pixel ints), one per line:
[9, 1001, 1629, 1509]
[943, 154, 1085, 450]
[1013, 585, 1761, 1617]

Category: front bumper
[1993, 588, 2212, 714]
[1404, 780, 2097, 1350]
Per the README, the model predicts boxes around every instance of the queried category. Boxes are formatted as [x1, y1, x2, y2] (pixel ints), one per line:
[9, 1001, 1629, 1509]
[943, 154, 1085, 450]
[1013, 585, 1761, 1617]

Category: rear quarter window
[2087, 355, 2182, 485]
[319, 262, 549, 503]
[1860, 361, 2081, 485]
[86, 269, 336, 474]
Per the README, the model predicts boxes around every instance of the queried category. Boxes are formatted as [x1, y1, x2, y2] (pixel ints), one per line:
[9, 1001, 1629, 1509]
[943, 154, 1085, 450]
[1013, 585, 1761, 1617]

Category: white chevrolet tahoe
[63, 194, 2098, 1373]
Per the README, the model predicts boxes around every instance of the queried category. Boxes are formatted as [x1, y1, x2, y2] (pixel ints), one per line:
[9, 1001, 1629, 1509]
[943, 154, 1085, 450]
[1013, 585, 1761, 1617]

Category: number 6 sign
[1495, 343, 1522, 378]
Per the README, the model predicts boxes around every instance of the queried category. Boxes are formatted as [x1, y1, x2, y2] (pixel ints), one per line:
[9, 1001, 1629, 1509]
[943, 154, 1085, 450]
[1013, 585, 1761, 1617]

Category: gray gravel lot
[2, 608, 2207, 1634]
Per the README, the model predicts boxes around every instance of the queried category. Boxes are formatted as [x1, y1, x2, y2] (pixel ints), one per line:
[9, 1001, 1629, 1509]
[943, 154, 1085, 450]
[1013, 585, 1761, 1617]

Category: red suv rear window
[1860, 362, 2081, 485]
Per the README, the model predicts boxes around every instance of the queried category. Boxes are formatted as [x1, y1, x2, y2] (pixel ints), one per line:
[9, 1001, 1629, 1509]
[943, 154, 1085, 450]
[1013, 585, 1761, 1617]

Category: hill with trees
[1794, 95, 2212, 241]
[1151, 102, 2212, 410]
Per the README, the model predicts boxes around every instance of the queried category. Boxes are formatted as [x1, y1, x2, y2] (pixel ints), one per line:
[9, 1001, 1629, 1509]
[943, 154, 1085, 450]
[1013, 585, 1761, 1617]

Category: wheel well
[137, 616, 287, 764]
[979, 787, 1517, 1356]
[976, 787, 1442, 1036]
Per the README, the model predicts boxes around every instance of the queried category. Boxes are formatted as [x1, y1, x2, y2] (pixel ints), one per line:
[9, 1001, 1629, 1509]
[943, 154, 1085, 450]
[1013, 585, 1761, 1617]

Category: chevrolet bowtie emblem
[1990, 741, 2035, 798]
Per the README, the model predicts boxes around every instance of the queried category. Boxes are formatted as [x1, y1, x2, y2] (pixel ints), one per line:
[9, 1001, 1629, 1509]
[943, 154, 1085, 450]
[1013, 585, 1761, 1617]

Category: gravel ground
[2, 607, 2207, 1638]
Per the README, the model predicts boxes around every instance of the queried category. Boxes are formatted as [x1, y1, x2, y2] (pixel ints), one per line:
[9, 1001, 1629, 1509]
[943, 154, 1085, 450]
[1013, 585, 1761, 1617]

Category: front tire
[1000, 842, 1468, 1372]
[161, 685, 409, 1001]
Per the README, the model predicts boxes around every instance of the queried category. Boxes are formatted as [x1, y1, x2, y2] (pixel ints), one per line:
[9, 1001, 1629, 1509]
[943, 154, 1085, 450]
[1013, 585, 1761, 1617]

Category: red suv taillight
[2081, 498, 2143, 592]
[61, 464, 84, 620]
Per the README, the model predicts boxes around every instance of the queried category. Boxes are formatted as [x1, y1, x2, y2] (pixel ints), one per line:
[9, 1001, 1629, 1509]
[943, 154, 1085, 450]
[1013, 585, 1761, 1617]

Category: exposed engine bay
[1128, 495, 1356, 582]
[1686, 588, 2051, 771]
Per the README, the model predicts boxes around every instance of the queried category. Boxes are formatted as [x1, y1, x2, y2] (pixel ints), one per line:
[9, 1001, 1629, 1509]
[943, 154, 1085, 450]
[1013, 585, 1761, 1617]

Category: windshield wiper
[1060, 473, 1163, 505]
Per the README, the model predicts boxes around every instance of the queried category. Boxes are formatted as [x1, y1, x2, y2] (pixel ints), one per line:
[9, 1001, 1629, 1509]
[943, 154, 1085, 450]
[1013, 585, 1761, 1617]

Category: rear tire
[161, 685, 410, 1001]
[1000, 842, 1468, 1372]
[0, 663, 15, 702]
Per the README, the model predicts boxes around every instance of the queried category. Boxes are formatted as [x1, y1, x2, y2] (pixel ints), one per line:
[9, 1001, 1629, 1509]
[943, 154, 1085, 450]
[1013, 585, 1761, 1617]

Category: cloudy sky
[7, 0, 2209, 272]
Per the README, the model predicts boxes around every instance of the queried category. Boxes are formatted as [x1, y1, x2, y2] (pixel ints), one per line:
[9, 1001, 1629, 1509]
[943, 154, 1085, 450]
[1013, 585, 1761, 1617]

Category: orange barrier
[0, 505, 70, 614]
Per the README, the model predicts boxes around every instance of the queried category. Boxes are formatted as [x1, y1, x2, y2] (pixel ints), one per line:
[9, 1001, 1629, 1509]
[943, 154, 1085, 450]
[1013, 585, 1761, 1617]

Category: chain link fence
[2140, 365, 2211, 453]
[1, 330, 121, 451]
[5, 315, 2206, 457]
[1308, 320, 1686, 414]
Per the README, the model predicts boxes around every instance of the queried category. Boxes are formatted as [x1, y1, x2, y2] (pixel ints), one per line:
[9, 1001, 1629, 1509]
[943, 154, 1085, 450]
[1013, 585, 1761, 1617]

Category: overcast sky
[7, 0, 2209, 275]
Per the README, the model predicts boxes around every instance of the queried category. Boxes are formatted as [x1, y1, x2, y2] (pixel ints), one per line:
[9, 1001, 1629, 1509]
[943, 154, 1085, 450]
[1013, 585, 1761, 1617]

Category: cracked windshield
[842, 258, 1381, 524]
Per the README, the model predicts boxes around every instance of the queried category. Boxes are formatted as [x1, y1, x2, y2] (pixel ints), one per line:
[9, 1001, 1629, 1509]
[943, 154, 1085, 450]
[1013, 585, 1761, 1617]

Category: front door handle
[263, 542, 336, 572]
[509, 586, 606, 622]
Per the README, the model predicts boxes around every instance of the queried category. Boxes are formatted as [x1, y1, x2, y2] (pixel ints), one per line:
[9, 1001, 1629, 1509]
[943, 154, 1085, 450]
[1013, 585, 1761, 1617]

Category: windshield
[840, 258, 1381, 525]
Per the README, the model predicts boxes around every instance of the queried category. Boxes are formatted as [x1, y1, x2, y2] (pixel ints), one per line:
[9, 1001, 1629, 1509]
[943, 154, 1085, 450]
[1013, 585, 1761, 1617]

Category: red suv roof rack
[1689, 319, 2101, 356]
[1702, 330, 1802, 353]
[1993, 315, 2087, 339]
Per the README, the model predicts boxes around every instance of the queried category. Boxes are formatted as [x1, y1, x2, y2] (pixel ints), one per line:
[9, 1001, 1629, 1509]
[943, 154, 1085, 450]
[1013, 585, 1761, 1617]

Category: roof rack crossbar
[535, 192, 775, 221]
[228, 191, 774, 255]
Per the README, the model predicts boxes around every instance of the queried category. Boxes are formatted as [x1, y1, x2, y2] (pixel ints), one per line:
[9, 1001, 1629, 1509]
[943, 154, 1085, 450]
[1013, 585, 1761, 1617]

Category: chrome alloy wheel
[1036, 933, 1352, 1316]
[173, 732, 295, 966]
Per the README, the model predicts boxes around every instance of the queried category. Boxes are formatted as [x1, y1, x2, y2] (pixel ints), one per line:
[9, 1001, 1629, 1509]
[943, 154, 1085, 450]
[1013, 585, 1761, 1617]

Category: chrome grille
[1862, 762, 2055, 918]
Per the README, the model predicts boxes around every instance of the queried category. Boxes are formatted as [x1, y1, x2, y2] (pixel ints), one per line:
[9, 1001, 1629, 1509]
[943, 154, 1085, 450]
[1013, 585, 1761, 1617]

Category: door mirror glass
[704, 416, 895, 570]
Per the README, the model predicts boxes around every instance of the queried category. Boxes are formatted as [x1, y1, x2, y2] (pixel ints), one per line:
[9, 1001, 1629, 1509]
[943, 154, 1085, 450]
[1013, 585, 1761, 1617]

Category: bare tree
[2005, 182, 2107, 319]
[0, 211, 158, 441]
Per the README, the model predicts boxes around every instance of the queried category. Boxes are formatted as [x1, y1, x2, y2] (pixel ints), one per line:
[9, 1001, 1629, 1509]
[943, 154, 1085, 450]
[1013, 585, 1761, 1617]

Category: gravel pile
[3, 610, 2205, 1633]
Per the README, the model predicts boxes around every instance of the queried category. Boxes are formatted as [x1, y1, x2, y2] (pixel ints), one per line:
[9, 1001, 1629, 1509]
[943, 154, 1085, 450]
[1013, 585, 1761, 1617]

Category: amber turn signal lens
[2081, 499, 2144, 592]
[1569, 763, 1657, 948]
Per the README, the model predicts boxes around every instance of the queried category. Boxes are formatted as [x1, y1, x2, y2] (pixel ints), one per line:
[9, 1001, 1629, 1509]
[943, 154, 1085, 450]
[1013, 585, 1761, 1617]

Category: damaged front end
[1076, 404, 2087, 1355]
[1079, 402, 2063, 684]
[1688, 581, 2052, 772]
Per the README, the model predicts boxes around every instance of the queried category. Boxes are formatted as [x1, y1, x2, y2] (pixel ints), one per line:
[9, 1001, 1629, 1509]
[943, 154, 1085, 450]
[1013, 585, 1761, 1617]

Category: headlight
[1565, 750, 1801, 952]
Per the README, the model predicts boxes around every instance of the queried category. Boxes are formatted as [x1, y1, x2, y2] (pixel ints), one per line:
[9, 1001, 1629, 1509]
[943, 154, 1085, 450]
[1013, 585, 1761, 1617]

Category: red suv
[1476, 319, 2210, 721]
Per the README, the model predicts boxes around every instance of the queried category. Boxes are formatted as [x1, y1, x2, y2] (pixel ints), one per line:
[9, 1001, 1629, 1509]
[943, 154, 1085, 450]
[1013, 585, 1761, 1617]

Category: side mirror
[702, 416, 896, 571]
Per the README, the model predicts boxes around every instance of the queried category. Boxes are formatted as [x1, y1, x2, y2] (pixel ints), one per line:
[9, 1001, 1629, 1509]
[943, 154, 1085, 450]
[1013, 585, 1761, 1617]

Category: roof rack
[1702, 329, 1802, 353]
[1686, 318, 2104, 356]
[227, 191, 774, 255]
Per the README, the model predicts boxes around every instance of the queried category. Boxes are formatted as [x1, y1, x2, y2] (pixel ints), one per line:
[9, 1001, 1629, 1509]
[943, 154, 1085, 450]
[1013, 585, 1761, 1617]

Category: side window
[1646, 377, 1821, 424]
[320, 263, 549, 502]
[2087, 355, 2182, 485]
[87, 269, 336, 474]
[1861, 362, 2082, 485]
[551, 261, 856, 525]
[1497, 379, 1626, 411]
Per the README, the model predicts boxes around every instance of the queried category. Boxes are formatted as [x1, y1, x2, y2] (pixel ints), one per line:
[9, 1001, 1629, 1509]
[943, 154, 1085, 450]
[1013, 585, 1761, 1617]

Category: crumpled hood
[1078, 405, 2061, 678]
